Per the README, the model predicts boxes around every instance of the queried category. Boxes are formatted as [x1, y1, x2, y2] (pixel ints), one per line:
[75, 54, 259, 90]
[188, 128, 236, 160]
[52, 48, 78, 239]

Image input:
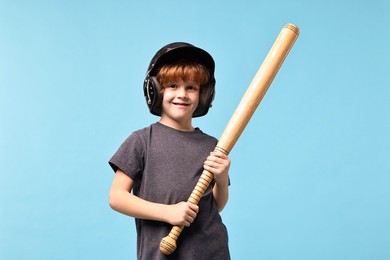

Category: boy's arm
[212, 177, 229, 212]
[109, 170, 199, 227]
[204, 151, 230, 212]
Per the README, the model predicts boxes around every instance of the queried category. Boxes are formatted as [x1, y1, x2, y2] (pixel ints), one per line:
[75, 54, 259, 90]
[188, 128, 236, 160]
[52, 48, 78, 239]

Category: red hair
[156, 61, 210, 89]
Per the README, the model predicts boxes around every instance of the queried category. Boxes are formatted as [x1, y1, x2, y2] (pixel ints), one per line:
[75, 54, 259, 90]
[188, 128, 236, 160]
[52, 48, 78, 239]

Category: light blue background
[1, 0, 389, 259]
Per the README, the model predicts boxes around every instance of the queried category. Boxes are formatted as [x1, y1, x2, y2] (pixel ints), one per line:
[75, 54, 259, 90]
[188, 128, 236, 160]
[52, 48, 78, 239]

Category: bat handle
[160, 146, 228, 255]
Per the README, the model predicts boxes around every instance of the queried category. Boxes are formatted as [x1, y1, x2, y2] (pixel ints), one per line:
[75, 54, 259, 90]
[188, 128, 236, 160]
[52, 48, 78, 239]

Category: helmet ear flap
[143, 76, 163, 116]
[193, 78, 215, 117]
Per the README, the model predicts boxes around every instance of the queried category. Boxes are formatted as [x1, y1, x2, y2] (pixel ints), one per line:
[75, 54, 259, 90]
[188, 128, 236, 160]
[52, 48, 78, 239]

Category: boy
[108, 42, 231, 259]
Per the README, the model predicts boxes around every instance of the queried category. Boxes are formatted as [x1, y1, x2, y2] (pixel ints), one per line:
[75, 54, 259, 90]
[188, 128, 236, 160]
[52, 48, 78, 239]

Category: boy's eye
[167, 83, 177, 88]
[187, 85, 199, 91]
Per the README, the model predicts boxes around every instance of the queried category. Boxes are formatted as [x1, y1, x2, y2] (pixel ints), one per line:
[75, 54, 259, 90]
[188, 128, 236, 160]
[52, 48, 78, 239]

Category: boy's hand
[166, 201, 199, 227]
[203, 151, 230, 186]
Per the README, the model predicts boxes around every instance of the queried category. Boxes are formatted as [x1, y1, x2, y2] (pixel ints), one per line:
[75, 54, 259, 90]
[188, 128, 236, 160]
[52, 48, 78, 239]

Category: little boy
[108, 42, 231, 259]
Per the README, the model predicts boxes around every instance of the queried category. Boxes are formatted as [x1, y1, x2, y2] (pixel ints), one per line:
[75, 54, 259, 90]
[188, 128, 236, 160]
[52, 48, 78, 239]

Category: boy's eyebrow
[165, 80, 199, 85]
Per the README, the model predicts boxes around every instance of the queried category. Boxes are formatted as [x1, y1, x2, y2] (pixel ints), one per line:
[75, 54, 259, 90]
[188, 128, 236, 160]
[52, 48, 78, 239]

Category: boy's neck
[159, 117, 195, 132]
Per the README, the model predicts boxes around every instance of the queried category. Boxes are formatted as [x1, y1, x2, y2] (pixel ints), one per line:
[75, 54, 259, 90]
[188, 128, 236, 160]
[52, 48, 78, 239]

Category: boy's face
[160, 80, 200, 125]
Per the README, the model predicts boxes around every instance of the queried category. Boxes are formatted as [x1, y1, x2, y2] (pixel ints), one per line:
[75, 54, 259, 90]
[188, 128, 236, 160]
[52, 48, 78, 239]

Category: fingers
[204, 152, 230, 187]
[204, 152, 230, 173]
[208, 151, 228, 161]
[178, 202, 199, 227]
[188, 201, 199, 213]
[185, 203, 198, 227]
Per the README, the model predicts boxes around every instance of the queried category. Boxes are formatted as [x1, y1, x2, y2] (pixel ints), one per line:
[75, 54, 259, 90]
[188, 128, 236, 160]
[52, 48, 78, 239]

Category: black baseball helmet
[143, 42, 216, 117]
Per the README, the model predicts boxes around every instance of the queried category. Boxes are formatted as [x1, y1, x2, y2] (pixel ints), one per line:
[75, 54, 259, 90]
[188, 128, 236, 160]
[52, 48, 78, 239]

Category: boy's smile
[172, 101, 190, 107]
[160, 81, 200, 130]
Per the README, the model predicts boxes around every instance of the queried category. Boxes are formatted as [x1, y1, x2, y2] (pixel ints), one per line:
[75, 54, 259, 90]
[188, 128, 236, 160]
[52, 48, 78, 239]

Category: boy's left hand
[203, 151, 230, 186]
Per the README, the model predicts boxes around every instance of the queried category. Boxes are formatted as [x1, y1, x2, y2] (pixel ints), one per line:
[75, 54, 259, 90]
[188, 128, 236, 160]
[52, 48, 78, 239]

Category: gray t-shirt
[109, 122, 230, 260]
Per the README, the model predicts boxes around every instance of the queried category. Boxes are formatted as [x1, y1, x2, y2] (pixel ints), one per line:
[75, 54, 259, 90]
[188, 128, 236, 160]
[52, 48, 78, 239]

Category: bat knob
[160, 235, 177, 255]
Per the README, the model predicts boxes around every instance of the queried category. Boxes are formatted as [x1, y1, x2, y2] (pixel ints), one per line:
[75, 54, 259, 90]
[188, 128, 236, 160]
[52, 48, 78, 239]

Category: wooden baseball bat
[160, 23, 300, 255]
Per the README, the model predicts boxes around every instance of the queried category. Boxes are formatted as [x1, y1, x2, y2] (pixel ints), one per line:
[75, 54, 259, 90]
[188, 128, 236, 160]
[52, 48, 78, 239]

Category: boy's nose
[177, 87, 188, 98]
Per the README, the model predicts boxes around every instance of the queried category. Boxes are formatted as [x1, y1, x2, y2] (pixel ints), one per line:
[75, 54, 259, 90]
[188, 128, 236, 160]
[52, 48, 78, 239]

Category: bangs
[156, 61, 210, 88]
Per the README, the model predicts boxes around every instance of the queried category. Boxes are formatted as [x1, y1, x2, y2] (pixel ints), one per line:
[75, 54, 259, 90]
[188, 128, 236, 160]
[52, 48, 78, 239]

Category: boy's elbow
[216, 200, 228, 212]
[108, 191, 120, 211]
[214, 195, 228, 212]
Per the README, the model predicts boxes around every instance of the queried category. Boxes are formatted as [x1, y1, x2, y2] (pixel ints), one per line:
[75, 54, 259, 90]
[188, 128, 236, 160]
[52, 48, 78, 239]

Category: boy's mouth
[173, 102, 189, 107]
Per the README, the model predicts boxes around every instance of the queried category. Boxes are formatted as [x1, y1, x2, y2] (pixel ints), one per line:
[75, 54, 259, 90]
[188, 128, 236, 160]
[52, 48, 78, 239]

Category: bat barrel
[217, 23, 299, 154]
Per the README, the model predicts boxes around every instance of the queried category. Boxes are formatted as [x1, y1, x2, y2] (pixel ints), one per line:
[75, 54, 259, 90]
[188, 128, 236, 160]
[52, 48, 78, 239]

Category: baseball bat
[160, 23, 300, 255]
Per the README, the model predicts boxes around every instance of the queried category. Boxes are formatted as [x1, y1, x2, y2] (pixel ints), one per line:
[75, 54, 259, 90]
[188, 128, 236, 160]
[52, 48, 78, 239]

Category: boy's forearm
[213, 181, 229, 212]
[109, 190, 168, 222]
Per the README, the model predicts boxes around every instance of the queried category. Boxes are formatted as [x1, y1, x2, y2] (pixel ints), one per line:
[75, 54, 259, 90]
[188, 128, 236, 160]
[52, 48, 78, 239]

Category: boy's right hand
[165, 201, 199, 227]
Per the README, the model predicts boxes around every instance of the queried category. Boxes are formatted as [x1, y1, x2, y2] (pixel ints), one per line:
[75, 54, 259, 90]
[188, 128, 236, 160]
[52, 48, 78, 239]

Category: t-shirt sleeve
[108, 132, 144, 182]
